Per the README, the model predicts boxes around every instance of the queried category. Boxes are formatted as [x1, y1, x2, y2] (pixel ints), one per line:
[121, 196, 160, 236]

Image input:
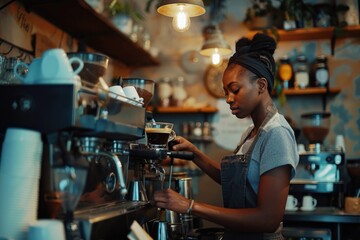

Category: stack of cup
[0, 128, 43, 240]
[28, 219, 65, 240]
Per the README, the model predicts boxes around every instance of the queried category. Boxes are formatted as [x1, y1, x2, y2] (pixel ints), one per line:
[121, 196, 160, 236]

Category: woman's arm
[153, 165, 291, 233]
[172, 136, 221, 184]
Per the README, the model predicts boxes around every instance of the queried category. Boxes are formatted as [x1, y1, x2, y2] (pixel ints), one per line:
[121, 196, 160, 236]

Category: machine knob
[334, 154, 342, 165]
[105, 172, 116, 193]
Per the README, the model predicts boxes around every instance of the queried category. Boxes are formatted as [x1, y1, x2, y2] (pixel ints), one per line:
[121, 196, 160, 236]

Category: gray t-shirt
[237, 112, 299, 195]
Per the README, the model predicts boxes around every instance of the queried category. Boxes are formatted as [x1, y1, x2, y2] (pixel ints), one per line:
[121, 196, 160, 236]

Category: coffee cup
[13, 58, 41, 84]
[37, 48, 83, 83]
[145, 122, 176, 149]
[109, 85, 127, 102]
[301, 195, 317, 210]
[123, 86, 144, 105]
[285, 195, 298, 210]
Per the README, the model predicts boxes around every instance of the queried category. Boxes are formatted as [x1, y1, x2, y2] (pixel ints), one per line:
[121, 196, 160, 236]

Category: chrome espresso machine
[0, 80, 193, 240]
[290, 112, 346, 208]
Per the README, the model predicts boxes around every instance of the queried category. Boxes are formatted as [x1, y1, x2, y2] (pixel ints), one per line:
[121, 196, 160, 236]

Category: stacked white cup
[0, 128, 43, 240]
[28, 219, 65, 240]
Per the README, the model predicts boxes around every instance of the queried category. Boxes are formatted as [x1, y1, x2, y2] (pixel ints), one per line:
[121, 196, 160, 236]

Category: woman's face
[222, 64, 260, 119]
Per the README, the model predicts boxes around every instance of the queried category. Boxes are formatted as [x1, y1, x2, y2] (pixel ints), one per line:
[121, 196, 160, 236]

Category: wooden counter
[284, 207, 360, 239]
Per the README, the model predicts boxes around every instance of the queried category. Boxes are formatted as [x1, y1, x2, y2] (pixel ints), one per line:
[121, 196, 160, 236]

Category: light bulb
[211, 49, 223, 66]
[172, 6, 190, 32]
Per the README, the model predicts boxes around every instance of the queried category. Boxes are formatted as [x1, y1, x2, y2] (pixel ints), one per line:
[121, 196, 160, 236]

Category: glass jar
[278, 55, 293, 89]
[294, 55, 309, 89]
[158, 77, 172, 107]
[311, 55, 329, 88]
[0, 54, 6, 81]
[0, 57, 22, 85]
[171, 76, 187, 107]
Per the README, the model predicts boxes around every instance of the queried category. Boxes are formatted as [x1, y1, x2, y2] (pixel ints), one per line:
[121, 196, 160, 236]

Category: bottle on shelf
[310, 55, 329, 88]
[171, 76, 187, 107]
[278, 55, 294, 89]
[294, 55, 310, 89]
[158, 77, 172, 107]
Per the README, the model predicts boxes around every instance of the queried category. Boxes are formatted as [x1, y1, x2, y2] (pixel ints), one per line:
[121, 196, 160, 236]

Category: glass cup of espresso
[145, 122, 176, 149]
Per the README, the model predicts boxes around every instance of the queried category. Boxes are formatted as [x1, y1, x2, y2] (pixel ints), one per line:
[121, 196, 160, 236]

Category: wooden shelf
[280, 87, 341, 96]
[147, 106, 218, 113]
[278, 26, 360, 41]
[249, 26, 360, 41]
[19, 0, 159, 67]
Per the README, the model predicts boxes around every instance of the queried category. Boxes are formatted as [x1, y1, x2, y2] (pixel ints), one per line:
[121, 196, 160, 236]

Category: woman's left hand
[151, 188, 192, 214]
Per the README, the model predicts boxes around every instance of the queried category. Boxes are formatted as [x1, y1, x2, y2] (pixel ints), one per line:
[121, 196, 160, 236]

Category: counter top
[284, 207, 360, 224]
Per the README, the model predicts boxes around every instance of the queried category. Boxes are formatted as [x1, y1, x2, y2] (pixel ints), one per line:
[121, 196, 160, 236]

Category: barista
[152, 33, 299, 239]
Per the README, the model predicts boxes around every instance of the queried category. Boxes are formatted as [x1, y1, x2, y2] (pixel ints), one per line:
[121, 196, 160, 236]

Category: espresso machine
[290, 112, 346, 208]
[0, 76, 194, 240]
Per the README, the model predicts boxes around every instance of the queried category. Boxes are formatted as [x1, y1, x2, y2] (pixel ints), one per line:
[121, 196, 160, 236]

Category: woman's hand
[171, 136, 199, 154]
[152, 188, 192, 214]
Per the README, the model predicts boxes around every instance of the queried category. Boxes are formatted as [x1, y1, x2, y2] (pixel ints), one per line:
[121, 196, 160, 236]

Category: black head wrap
[228, 33, 276, 91]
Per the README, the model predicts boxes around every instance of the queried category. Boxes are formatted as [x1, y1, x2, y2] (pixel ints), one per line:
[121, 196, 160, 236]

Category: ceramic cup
[109, 85, 127, 102]
[38, 48, 83, 83]
[285, 195, 298, 210]
[123, 86, 143, 105]
[13, 58, 41, 84]
[302, 195, 317, 210]
[297, 144, 306, 154]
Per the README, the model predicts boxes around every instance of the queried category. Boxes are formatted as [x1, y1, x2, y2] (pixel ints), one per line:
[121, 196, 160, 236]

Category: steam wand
[80, 151, 128, 197]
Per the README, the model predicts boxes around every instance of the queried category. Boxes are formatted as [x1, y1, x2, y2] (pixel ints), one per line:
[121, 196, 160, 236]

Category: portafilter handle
[129, 149, 194, 161]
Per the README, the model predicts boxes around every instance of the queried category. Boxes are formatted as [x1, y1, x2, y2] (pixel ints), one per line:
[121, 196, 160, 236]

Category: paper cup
[28, 219, 66, 240]
[0, 143, 43, 178]
[3, 128, 41, 143]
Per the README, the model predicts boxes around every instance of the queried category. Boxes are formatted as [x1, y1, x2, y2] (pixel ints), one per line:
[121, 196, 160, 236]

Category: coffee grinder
[290, 112, 346, 208]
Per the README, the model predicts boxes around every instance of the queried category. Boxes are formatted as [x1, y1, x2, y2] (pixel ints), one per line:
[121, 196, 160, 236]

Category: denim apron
[220, 103, 284, 240]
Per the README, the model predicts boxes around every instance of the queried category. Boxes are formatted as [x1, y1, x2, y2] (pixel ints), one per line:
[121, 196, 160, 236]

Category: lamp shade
[200, 26, 232, 56]
[157, 0, 206, 17]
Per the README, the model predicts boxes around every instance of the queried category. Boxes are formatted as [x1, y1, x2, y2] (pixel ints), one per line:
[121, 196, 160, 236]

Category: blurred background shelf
[281, 87, 341, 96]
[147, 106, 218, 114]
[249, 26, 360, 41]
[277, 26, 360, 41]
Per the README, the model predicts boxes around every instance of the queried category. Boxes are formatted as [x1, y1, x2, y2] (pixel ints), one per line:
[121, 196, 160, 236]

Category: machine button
[326, 156, 333, 163]
[19, 97, 32, 111]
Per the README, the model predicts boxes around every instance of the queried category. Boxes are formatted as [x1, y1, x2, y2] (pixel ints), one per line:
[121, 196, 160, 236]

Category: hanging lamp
[157, 0, 206, 32]
[200, 25, 232, 66]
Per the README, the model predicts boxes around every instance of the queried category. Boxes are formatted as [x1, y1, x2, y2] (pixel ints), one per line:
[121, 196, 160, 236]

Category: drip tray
[74, 201, 157, 240]
[290, 180, 344, 193]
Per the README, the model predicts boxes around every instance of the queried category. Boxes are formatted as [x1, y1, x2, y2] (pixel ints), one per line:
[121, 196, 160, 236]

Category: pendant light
[200, 25, 232, 66]
[157, 0, 206, 32]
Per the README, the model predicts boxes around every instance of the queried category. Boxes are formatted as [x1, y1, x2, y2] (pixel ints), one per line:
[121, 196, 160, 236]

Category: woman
[152, 33, 299, 239]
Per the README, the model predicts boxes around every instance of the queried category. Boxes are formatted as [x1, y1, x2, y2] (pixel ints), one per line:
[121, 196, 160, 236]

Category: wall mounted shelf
[248, 25, 360, 55]
[19, 0, 159, 67]
[276, 26, 360, 41]
[249, 26, 360, 41]
[280, 87, 341, 96]
[273, 87, 341, 111]
[147, 106, 218, 114]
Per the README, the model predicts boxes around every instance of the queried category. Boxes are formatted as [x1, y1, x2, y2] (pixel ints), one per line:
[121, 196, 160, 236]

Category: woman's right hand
[172, 136, 221, 184]
[170, 136, 199, 154]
